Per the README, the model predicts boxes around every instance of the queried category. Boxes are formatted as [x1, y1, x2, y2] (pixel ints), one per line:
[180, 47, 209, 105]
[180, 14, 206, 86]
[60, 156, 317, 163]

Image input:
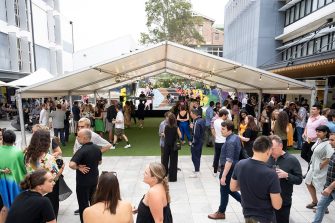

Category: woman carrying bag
[162, 113, 181, 182]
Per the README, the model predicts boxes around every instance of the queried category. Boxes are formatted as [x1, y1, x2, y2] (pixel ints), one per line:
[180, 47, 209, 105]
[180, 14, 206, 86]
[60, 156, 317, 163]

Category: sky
[60, 0, 229, 51]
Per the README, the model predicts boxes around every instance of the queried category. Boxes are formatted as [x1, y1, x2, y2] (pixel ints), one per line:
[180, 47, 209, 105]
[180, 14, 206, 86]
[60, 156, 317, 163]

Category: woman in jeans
[177, 104, 191, 146]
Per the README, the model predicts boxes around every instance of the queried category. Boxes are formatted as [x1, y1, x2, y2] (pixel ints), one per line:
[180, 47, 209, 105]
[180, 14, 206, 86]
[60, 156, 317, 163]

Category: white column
[6, 0, 15, 26]
[56, 49, 63, 75]
[21, 36, 30, 73]
[18, 0, 28, 30]
[50, 47, 57, 74]
[310, 88, 317, 110]
[16, 92, 27, 148]
[47, 10, 55, 43]
[8, 32, 19, 71]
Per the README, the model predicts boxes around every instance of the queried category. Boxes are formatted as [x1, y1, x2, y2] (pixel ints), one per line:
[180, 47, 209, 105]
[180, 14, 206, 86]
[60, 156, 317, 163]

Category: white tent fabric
[10, 68, 54, 87]
[0, 80, 16, 87]
[17, 41, 313, 98]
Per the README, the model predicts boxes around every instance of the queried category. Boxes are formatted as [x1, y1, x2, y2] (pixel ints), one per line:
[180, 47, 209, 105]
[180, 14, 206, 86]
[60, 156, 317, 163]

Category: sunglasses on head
[101, 171, 117, 177]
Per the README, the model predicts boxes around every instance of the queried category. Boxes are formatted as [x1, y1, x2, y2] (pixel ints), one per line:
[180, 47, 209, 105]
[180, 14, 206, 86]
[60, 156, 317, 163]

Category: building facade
[223, 0, 284, 67]
[224, 0, 335, 106]
[0, 0, 73, 83]
[189, 13, 224, 57]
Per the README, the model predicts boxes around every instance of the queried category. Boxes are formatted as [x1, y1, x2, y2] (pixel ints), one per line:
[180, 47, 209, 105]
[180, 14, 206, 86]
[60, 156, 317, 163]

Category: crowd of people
[1, 93, 335, 223]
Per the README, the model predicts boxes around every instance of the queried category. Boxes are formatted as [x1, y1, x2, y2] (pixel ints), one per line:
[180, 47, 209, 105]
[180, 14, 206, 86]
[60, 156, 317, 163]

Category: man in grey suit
[50, 104, 66, 146]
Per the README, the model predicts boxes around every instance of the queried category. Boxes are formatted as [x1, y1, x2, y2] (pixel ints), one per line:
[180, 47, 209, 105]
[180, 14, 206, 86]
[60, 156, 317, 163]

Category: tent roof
[17, 41, 314, 98]
[10, 68, 54, 87]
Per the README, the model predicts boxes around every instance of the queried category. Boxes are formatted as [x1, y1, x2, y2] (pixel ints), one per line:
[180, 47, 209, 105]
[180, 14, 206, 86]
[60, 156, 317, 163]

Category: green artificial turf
[61, 117, 215, 157]
[61, 117, 301, 157]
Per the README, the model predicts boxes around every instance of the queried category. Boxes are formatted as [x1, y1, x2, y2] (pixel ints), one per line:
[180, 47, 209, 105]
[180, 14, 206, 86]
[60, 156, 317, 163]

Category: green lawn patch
[62, 118, 215, 157]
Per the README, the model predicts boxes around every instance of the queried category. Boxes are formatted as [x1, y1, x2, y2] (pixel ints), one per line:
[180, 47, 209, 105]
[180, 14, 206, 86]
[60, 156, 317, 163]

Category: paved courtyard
[1, 120, 335, 223]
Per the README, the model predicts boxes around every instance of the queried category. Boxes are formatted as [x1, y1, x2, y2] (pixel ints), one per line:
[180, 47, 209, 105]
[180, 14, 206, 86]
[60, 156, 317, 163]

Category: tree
[140, 0, 204, 45]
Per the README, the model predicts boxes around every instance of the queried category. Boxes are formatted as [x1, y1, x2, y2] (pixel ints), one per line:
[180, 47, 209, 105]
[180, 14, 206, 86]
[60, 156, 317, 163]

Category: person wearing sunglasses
[83, 172, 133, 223]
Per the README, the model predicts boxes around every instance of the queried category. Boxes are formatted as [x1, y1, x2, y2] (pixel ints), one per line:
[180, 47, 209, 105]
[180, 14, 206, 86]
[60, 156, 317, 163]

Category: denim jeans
[296, 127, 304, 149]
[218, 167, 241, 213]
[312, 191, 335, 223]
[179, 121, 191, 142]
[54, 128, 65, 145]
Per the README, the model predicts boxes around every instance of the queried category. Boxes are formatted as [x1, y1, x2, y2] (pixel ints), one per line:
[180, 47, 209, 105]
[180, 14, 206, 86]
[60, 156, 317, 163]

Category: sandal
[306, 202, 317, 209]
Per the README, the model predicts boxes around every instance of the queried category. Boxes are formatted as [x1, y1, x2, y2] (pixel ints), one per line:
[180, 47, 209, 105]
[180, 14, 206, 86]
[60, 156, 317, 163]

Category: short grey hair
[269, 135, 283, 145]
[81, 128, 92, 140]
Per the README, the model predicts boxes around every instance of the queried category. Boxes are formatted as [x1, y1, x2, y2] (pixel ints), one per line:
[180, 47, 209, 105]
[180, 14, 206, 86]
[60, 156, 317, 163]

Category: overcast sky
[60, 0, 228, 51]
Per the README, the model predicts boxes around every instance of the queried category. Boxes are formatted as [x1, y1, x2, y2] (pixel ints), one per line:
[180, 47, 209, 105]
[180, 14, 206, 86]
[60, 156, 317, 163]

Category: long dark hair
[276, 111, 289, 133]
[93, 172, 120, 214]
[25, 129, 51, 165]
[20, 169, 48, 190]
[246, 115, 258, 131]
[167, 113, 177, 128]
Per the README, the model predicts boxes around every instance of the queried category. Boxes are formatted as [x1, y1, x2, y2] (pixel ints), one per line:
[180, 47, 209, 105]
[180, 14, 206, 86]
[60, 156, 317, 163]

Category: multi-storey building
[224, 0, 335, 105]
[189, 13, 224, 57]
[0, 0, 73, 83]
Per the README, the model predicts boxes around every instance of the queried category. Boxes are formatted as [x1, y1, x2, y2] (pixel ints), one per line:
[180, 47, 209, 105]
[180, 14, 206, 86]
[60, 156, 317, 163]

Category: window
[300, 0, 306, 18]
[314, 37, 321, 53]
[25, 0, 29, 31]
[321, 35, 329, 52]
[307, 40, 314, 55]
[283, 50, 287, 61]
[312, 0, 318, 11]
[17, 38, 23, 71]
[326, 0, 333, 4]
[14, 0, 20, 27]
[296, 44, 302, 58]
[306, 0, 312, 14]
[295, 3, 300, 20]
[318, 0, 325, 8]
[292, 46, 297, 58]
[301, 43, 307, 56]
[332, 33, 335, 50]
[289, 8, 295, 24]
[285, 10, 290, 26]
[287, 47, 292, 59]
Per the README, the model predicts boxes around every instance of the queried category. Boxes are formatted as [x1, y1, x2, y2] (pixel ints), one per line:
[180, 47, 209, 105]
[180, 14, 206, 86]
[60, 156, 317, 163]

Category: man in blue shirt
[208, 120, 241, 220]
[205, 101, 215, 147]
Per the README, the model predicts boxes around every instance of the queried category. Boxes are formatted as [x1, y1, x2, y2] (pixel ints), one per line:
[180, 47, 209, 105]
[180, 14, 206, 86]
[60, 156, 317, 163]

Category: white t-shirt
[213, 118, 226, 143]
[115, 111, 125, 129]
[73, 130, 111, 153]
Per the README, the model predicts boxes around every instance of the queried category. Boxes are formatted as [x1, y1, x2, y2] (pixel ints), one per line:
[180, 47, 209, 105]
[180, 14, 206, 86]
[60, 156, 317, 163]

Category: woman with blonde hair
[136, 162, 172, 223]
[83, 172, 133, 223]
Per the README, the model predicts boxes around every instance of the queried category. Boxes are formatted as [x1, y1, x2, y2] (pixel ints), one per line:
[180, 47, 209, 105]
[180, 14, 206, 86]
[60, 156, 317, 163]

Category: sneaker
[110, 145, 116, 150]
[124, 144, 131, 148]
[74, 209, 79, 215]
[189, 172, 199, 178]
[208, 211, 225, 220]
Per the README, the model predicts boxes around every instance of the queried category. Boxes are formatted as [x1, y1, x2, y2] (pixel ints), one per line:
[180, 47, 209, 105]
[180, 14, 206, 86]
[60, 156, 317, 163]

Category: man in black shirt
[231, 136, 282, 222]
[72, 101, 81, 136]
[268, 135, 303, 223]
[69, 129, 102, 223]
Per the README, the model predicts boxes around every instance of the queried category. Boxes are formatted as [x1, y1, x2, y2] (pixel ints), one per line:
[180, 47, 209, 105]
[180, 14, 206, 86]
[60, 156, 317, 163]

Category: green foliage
[140, 0, 204, 45]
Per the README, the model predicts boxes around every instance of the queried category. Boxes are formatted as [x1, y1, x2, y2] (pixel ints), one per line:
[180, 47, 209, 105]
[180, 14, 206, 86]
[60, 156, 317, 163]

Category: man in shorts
[111, 104, 131, 149]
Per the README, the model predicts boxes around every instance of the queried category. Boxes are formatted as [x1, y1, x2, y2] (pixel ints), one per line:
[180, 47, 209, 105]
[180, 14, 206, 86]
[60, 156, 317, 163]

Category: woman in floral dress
[25, 129, 64, 219]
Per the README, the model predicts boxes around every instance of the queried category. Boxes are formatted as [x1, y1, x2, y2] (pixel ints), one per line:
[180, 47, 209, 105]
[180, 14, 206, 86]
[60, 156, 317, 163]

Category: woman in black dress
[136, 162, 172, 223]
[163, 113, 182, 182]
[239, 115, 259, 157]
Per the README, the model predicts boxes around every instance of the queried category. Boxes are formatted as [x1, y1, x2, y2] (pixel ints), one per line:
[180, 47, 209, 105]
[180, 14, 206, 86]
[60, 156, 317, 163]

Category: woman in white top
[305, 125, 333, 210]
[83, 172, 133, 223]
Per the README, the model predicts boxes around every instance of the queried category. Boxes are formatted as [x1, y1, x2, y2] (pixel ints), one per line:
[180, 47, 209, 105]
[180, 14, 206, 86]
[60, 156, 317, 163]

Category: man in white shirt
[212, 109, 229, 176]
[39, 103, 49, 126]
[111, 104, 131, 149]
[73, 118, 112, 154]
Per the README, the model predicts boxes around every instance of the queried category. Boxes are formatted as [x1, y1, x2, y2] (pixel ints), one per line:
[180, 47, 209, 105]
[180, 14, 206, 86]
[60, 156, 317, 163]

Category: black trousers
[76, 184, 97, 223]
[275, 204, 291, 223]
[213, 143, 224, 173]
[45, 179, 59, 218]
[162, 145, 178, 182]
[301, 141, 315, 163]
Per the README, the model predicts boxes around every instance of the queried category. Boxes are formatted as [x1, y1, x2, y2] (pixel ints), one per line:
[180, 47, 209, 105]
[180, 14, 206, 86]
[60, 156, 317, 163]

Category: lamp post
[70, 21, 74, 71]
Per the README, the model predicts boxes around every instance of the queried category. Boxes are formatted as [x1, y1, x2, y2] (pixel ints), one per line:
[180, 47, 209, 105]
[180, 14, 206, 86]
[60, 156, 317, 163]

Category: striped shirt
[325, 152, 335, 190]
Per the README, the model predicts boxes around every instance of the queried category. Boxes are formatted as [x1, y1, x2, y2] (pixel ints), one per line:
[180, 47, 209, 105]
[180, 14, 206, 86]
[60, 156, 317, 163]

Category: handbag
[174, 139, 181, 151]
[58, 175, 72, 201]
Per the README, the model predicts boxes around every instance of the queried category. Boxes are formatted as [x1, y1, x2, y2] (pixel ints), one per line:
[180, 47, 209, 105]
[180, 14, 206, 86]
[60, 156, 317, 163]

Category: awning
[9, 68, 54, 87]
[17, 41, 314, 98]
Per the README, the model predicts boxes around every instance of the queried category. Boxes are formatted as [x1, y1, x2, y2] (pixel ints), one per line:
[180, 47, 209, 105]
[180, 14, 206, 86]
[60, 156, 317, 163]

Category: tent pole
[16, 91, 27, 149]
[94, 91, 97, 105]
[108, 89, 111, 106]
[68, 92, 73, 135]
[310, 88, 317, 110]
[323, 77, 328, 107]
[258, 90, 262, 120]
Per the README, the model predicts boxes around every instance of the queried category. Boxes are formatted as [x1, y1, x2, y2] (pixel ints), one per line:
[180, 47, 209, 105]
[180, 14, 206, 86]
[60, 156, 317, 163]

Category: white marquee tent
[15, 41, 315, 146]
